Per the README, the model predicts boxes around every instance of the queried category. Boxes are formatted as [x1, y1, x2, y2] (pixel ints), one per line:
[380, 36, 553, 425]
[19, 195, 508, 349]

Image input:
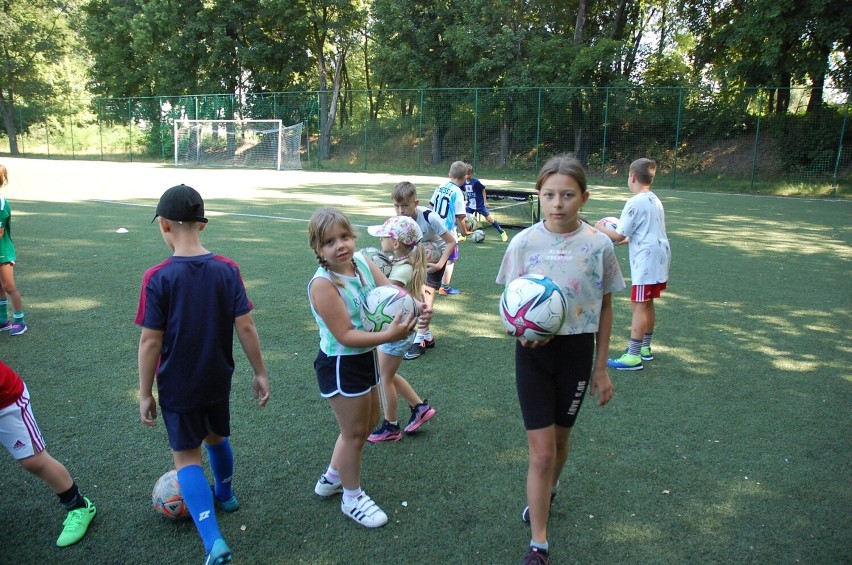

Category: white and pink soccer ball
[499, 274, 567, 341]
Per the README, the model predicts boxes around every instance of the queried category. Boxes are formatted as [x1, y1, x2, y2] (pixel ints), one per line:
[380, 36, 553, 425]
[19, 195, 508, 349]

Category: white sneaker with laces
[314, 475, 343, 497]
[341, 493, 388, 528]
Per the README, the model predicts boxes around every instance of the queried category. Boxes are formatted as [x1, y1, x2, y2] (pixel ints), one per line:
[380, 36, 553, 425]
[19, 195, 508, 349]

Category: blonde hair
[308, 207, 362, 288]
[392, 181, 417, 202]
[393, 242, 427, 300]
[449, 160, 467, 180]
[630, 158, 657, 186]
[0, 164, 7, 186]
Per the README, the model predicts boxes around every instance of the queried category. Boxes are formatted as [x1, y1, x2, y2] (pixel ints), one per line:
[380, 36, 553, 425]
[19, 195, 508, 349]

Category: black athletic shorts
[314, 349, 379, 398]
[425, 263, 447, 290]
[515, 333, 594, 430]
[162, 401, 231, 452]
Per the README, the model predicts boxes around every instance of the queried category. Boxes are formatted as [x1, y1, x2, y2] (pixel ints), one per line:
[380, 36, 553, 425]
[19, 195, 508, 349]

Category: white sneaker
[314, 475, 343, 497]
[341, 493, 388, 528]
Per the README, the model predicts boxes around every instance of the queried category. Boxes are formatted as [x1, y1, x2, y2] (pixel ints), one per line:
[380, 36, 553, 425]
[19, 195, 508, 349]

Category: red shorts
[631, 282, 667, 302]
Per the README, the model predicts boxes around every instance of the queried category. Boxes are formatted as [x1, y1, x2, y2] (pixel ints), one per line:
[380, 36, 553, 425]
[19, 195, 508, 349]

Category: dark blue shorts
[314, 349, 379, 398]
[162, 402, 230, 452]
[466, 206, 492, 217]
[515, 334, 594, 430]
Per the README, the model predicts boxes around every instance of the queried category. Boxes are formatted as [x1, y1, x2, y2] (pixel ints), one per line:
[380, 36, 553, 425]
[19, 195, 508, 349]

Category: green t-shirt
[0, 196, 15, 264]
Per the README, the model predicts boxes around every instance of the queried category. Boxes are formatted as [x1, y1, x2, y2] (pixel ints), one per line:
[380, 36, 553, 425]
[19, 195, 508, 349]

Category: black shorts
[314, 349, 379, 398]
[515, 334, 594, 430]
[426, 263, 447, 290]
[162, 402, 231, 452]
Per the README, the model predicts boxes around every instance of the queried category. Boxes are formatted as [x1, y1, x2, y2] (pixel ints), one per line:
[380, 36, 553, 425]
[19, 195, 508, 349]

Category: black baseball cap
[152, 184, 208, 223]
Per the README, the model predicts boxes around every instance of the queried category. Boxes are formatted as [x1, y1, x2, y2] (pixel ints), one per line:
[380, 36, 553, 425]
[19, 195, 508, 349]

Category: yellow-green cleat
[56, 497, 96, 547]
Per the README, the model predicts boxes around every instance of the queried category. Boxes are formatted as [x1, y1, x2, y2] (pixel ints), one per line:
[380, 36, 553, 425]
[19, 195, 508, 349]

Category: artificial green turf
[0, 175, 850, 564]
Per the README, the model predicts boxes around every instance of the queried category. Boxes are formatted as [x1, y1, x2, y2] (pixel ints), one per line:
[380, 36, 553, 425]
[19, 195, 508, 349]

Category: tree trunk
[806, 44, 830, 114]
[0, 90, 20, 155]
[320, 47, 347, 161]
[431, 127, 445, 164]
[500, 118, 511, 166]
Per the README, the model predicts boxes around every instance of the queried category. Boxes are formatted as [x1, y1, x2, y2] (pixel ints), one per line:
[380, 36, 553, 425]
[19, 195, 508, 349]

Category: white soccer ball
[360, 247, 393, 276]
[472, 229, 485, 243]
[499, 274, 567, 341]
[594, 216, 621, 241]
[464, 214, 479, 232]
[361, 285, 420, 332]
[421, 240, 442, 264]
[152, 469, 189, 520]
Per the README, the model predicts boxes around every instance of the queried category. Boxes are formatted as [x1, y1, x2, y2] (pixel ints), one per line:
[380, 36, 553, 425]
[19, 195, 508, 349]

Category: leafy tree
[0, 0, 81, 154]
[687, 0, 850, 114]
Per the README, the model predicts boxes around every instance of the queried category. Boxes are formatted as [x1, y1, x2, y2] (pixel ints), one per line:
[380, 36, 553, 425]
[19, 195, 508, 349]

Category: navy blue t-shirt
[135, 253, 253, 412]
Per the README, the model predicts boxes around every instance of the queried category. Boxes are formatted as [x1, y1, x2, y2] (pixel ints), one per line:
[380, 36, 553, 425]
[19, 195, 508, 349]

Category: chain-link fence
[1, 86, 849, 193]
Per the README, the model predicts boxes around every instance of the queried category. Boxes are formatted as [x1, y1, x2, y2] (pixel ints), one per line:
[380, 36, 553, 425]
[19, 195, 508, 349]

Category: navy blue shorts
[466, 206, 492, 218]
[314, 349, 379, 398]
[162, 402, 230, 452]
[515, 334, 594, 430]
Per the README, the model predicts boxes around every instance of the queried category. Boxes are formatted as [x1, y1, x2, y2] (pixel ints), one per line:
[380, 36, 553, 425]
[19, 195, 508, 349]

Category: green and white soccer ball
[360, 247, 393, 276]
[472, 229, 485, 243]
[464, 214, 479, 232]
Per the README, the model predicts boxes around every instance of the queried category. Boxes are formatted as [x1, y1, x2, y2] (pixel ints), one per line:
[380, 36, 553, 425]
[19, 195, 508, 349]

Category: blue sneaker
[607, 353, 643, 371]
[214, 494, 239, 512]
[0, 320, 11, 331]
[9, 322, 27, 336]
[204, 538, 232, 565]
[438, 286, 460, 295]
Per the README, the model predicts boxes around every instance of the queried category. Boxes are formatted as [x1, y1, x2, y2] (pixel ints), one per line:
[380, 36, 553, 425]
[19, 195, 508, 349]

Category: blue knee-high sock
[206, 439, 234, 501]
[177, 465, 222, 552]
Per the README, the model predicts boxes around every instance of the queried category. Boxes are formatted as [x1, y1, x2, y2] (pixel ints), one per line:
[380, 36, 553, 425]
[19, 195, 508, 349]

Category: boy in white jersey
[389, 182, 458, 360]
[430, 161, 471, 295]
[497, 155, 624, 565]
[605, 158, 671, 371]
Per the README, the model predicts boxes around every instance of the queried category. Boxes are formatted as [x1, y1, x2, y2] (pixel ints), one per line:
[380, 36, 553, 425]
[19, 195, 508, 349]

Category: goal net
[174, 119, 303, 170]
[481, 189, 540, 229]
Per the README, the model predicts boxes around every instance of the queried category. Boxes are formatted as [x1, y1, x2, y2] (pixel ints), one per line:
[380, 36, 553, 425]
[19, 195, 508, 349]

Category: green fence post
[69, 114, 75, 159]
[363, 90, 369, 170]
[601, 87, 610, 179]
[473, 87, 479, 171]
[831, 96, 849, 196]
[418, 89, 424, 172]
[98, 98, 104, 160]
[535, 88, 542, 173]
[128, 99, 134, 162]
[750, 89, 763, 192]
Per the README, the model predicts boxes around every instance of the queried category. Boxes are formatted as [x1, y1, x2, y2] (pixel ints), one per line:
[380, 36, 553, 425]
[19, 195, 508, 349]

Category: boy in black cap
[136, 184, 270, 565]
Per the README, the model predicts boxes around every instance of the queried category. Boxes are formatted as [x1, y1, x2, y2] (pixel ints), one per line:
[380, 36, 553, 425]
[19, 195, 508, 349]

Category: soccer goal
[483, 189, 540, 229]
[174, 119, 303, 170]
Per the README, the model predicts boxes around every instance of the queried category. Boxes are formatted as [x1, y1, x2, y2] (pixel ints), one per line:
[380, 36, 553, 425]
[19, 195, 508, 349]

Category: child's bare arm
[310, 277, 416, 347]
[138, 328, 163, 425]
[235, 312, 270, 407]
[591, 293, 615, 406]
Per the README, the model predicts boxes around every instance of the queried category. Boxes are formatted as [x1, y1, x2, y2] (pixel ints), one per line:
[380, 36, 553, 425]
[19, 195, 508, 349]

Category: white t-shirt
[497, 221, 625, 335]
[616, 191, 671, 285]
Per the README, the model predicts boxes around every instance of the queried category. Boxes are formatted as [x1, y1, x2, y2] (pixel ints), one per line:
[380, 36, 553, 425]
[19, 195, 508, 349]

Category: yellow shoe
[500, 231, 509, 242]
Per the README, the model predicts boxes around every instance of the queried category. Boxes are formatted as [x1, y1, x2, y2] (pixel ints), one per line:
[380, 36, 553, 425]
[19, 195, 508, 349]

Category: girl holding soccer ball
[496, 155, 625, 565]
[307, 207, 431, 528]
